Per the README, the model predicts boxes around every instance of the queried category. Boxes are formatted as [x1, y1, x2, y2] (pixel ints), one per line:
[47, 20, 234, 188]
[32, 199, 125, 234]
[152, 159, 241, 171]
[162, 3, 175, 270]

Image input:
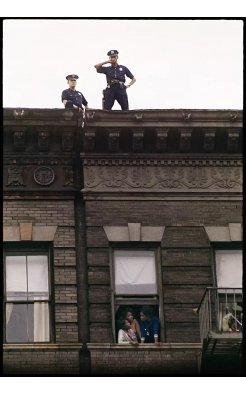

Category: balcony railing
[197, 287, 243, 344]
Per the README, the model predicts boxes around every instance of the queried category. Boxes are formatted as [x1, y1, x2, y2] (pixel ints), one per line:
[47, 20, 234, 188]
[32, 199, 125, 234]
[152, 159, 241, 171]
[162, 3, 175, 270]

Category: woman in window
[117, 317, 139, 345]
[123, 308, 141, 341]
[140, 306, 161, 345]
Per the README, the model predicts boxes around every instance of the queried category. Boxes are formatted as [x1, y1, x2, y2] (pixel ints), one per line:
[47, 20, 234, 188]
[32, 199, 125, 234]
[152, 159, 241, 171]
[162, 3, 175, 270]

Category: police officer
[61, 74, 88, 111]
[94, 50, 136, 110]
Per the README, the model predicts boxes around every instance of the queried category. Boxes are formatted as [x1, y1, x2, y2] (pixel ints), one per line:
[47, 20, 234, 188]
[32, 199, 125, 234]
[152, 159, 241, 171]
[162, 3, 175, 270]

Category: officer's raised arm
[94, 60, 111, 70]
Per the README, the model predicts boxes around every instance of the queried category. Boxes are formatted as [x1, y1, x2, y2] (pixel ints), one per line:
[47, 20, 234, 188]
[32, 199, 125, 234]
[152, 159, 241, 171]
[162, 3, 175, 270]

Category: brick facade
[3, 108, 242, 375]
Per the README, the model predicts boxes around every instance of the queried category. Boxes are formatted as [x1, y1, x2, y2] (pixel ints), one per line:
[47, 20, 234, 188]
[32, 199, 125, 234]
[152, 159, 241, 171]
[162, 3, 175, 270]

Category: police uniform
[97, 50, 134, 110]
[61, 74, 88, 109]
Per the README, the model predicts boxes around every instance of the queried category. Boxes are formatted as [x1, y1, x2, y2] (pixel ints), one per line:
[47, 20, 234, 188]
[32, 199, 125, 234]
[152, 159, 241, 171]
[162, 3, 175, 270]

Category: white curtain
[27, 256, 49, 300]
[114, 250, 157, 294]
[6, 256, 27, 300]
[215, 250, 242, 292]
[34, 302, 50, 342]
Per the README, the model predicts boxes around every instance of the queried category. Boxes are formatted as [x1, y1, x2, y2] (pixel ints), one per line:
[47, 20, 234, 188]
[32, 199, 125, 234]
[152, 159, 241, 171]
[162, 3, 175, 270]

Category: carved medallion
[34, 166, 55, 186]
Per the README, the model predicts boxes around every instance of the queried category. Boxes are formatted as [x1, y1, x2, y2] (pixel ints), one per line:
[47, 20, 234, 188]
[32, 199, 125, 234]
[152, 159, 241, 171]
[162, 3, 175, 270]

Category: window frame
[109, 243, 165, 343]
[3, 241, 55, 344]
[212, 242, 242, 331]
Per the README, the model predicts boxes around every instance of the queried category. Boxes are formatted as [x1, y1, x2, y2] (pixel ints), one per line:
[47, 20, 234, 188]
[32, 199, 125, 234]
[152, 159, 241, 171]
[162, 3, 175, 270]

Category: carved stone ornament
[227, 130, 239, 153]
[84, 132, 95, 151]
[108, 132, 120, 152]
[84, 166, 242, 193]
[38, 131, 49, 151]
[179, 130, 192, 152]
[63, 166, 73, 186]
[5, 166, 26, 186]
[133, 131, 144, 152]
[156, 129, 168, 152]
[34, 166, 55, 186]
[203, 130, 215, 153]
[14, 130, 26, 151]
[62, 131, 74, 151]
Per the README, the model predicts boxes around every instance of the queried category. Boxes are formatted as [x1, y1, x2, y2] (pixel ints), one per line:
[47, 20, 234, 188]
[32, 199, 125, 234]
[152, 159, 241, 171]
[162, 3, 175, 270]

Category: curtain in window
[6, 256, 27, 300]
[27, 256, 49, 300]
[6, 303, 13, 324]
[216, 250, 242, 291]
[114, 251, 157, 294]
[34, 302, 49, 341]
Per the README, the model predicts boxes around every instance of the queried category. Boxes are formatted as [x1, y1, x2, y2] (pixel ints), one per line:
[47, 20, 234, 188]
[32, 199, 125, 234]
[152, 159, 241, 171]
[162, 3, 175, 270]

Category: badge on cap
[111, 50, 114, 54]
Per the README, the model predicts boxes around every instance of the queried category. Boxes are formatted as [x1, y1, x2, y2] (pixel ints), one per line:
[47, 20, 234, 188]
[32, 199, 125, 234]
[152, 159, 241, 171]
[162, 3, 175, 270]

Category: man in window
[140, 306, 161, 346]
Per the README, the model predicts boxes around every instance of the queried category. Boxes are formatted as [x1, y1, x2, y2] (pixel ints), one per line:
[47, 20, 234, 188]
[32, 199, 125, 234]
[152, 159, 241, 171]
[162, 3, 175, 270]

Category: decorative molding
[179, 130, 192, 152]
[62, 131, 74, 151]
[133, 131, 144, 152]
[227, 130, 239, 153]
[156, 129, 168, 152]
[13, 109, 25, 119]
[32, 226, 57, 241]
[84, 132, 95, 151]
[82, 157, 242, 167]
[38, 130, 49, 151]
[83, 166, 242, 193]
[63, 166, 74, 186]
[103, 224, 165, 242]
[181, 111, 192, 120]
[203, 130, 215, 153]
[4, 157, 74, 166]
[204, 224, 242, 242]
[33, 166, 55, 186]
[13, 128, 26, 151]
[108, 131, 120, 152]
[134, 113, 144, 121]
[5, 165, 26, 186]
[3, 226, 21, 241]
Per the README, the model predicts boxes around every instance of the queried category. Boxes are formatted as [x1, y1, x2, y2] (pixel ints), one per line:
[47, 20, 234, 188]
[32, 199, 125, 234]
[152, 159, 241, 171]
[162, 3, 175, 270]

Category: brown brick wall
[89, 348, 200, 375]
[3, 349, 80, 375]
[3, 200, 78, 344]
[85, 200, 242, 344]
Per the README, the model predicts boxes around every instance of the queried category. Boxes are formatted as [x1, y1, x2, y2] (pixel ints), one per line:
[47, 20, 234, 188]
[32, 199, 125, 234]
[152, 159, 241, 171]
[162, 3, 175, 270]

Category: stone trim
[3, 343, 82, 350]
[103, 224, 165, 242]
[3, 224, 58, 242]
[204, 223, 242, 242]
[87, 343, 201, 351]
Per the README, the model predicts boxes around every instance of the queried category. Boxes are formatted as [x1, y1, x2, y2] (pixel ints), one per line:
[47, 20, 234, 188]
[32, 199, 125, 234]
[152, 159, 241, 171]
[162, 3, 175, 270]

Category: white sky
[3, 19, 243, 111]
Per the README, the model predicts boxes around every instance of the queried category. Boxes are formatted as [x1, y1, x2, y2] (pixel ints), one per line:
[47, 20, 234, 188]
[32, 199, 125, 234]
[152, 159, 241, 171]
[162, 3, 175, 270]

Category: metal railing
[197, 287, 243, 344]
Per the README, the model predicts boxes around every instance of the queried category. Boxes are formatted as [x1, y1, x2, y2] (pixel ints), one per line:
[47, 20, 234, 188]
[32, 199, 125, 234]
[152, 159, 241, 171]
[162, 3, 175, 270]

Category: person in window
[140, 306, 161, 346]
[117, 317, 139, 345]
[123, 308, 141, 341]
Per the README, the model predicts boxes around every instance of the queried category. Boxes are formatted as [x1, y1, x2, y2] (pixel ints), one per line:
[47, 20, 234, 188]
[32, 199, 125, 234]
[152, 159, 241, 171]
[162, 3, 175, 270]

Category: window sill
[87, 343, 201, 351]
[3, 343, 82, 350]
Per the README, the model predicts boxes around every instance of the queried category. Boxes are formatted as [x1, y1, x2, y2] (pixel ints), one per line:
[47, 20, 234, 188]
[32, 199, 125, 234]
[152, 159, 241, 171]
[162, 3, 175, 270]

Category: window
[4, 246, 52, 343]
[214, 249, 242, 332]
[110, 248, 164, 342]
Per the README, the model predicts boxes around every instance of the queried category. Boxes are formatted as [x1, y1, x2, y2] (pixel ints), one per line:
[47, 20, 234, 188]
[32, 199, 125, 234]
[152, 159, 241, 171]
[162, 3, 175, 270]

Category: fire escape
[197, 287, 242, 375]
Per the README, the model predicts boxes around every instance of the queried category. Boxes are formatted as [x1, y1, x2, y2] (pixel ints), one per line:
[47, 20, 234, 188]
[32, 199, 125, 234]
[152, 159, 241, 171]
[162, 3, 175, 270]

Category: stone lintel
[32, 226, 57, 241]
[204, 226, 231, 242]
[228, 223, 242, 241]
[103, 226, 129, 242]
[141, 226, 165, 241]
[3, 226, 21, 241]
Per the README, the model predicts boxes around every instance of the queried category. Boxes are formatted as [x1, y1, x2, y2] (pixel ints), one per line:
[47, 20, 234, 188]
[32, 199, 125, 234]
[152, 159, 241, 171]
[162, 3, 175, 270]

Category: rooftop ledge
[3, 343, 82, 350]
[87, 343, 202, 351]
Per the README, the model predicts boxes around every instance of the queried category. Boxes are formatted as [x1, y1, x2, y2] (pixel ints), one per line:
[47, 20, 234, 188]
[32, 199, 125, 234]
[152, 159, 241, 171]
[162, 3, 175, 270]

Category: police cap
[107, 50, 119, 57]
[66, 74, 79, 80]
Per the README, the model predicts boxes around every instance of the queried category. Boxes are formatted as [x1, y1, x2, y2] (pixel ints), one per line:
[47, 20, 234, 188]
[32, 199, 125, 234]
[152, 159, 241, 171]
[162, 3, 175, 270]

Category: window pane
[6, 256, 27, 300]
[6, 304, 28, 342]
[216, 250, 242, 289]
[27, 256, 49, 300]
[114, 251, 157, 294]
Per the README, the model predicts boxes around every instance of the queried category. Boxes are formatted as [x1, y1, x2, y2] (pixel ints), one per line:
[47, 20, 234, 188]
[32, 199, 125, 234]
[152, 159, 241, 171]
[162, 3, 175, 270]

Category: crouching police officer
[94, 50, 136, 110]
[61, 74, 89, 111]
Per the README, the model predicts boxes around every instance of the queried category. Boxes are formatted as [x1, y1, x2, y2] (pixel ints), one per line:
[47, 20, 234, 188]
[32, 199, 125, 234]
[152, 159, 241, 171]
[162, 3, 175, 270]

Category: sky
[3, 19, 243, 111]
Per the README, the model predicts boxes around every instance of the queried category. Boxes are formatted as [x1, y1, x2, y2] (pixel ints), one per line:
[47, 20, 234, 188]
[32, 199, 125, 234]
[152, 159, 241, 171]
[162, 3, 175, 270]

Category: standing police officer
[94, 50, 136, 110]
[61, 74, 89, 111]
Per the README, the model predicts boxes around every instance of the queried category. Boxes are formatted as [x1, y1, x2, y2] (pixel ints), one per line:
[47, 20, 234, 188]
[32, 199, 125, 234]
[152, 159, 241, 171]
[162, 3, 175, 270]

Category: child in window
[117, 317, 139, 345]
[123, 308, 141, 341]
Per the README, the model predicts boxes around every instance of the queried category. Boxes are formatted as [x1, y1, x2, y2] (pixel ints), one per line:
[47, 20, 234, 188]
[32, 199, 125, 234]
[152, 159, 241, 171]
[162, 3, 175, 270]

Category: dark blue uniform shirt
[61, 88, 88, 108]
[97, 64, 134, 83]
[140, 316, 160, 343]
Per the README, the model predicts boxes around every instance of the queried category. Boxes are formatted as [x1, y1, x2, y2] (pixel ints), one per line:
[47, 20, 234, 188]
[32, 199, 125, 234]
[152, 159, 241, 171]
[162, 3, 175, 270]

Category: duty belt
[108, 79, 123, 85]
